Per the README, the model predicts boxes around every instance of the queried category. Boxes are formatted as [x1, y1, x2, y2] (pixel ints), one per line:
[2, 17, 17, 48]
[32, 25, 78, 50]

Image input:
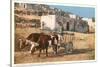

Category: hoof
[46, 55, 48, 57]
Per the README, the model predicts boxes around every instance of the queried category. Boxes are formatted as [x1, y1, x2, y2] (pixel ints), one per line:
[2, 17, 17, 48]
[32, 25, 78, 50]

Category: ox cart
[59, 32, 75, 54]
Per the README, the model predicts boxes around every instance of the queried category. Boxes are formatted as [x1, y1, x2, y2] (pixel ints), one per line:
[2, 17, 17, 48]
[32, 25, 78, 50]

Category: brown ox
[36, 34, 51, 57]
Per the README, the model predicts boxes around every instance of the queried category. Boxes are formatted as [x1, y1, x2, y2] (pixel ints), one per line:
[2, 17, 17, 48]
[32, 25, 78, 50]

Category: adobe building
[41, 15, 89, 33]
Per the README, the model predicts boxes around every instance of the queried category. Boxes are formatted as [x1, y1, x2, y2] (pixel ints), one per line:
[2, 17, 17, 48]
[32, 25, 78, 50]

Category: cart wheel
[64, 44, 68, 54]
[64, 42, 73, 54]
[68, 42, 73, 53]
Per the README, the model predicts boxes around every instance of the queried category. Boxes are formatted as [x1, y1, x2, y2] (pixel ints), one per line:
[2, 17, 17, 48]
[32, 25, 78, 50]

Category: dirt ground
[14, 49, 95, 64]
[14, 28, 95, 64]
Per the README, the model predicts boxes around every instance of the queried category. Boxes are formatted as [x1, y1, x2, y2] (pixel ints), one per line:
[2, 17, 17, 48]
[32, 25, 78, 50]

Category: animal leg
[31, 47, 35, 54]
[29, 43, 34, 54]
[55, 45, 58, 55]
[38, 49, 41, 57]
[46, 48, 48, 57]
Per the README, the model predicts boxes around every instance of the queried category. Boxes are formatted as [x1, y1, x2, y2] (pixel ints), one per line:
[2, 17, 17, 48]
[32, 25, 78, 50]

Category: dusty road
[14, 48, 95, 64]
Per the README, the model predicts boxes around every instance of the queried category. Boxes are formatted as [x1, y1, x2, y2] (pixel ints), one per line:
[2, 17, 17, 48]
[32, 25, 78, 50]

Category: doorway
[66, 22, 69, 31]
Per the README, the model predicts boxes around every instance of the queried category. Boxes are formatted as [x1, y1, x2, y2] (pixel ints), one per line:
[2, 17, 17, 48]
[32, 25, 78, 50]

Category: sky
[50, 5, 95, 18]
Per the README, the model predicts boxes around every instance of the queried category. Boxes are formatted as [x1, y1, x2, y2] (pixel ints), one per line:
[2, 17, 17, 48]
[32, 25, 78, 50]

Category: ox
[50, 33, 63, 55]
[19, 33, 40, 53]
[36, 34, 52, 57]
[19, 33, 52, 57]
